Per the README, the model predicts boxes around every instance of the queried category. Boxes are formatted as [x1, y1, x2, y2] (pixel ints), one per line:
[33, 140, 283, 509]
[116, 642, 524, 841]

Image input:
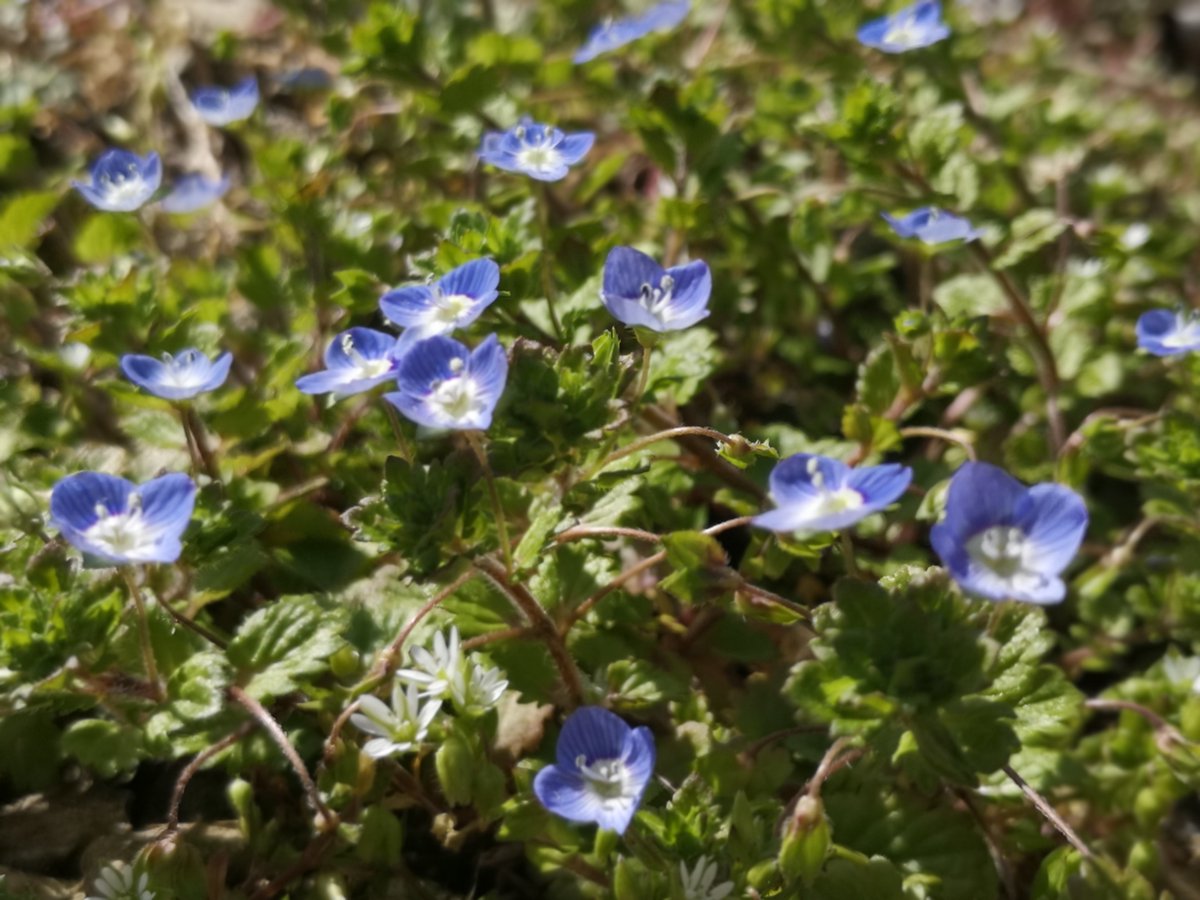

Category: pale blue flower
[191, 76, 259, 127]
[384, 335, 508, 431]
[931, 462, 1088, 605]
[533, 706, 655, 835]
[752, 454, 912, 535]
[295, 328, 406, 398]
[120, 349, 232, 401]
[857, 1, 950, 53]
[50, 472, 196, 565]
[883, 208, 982, 245]
[478, 119, 594, 182]
[574, 1, 691, 64]
[380, 258, 500, 343]
[1136, 309, 1200, 357]
[600, 246, 711, 332]
[73, 150, 162, 212]
[159, 174, 230, 214]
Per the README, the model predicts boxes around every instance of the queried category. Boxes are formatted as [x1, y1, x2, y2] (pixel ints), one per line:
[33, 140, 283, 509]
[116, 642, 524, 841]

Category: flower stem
[535, 185, 565, 342]
[178, 404, 221, 483]
[584, 425, 736, 481]
[633, 344, 653, 404]
[383, 402, 414, 461]
[467, 431, 513, 577]
[840, 532, 858, 577]
[121, 567, 163, 700]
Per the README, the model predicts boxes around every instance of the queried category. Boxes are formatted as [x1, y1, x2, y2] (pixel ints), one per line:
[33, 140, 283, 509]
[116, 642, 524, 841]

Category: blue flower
[121, 349, 233, 401]
[883, 208, 982, 245]
[600, 246, 712, 332]
[857, 1, 950, 53]
[385, 335, 507, 431]
[72, 149, 162, 212]
[574, 1, 691, 64]
[191, 76, 259, 127]
[296, 328, 406, 398]
[1136, 309, 1200, 356]
[752, 454, 912, 535]
[533, 706, 656, 835]
[380, 258, 500, 344]
[478, 119, 595, 182]
[159, 174, 231, 214]
[50, 472, 196, 565]
[930, 462, 1088, 605]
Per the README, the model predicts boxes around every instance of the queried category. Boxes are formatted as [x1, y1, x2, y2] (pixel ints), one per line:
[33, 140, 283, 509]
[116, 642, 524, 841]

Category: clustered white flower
[350, 626, 508, 759]
[680, 855, 734, 900]
[87, 863, 155, 900]
[395, 625, 508, 715]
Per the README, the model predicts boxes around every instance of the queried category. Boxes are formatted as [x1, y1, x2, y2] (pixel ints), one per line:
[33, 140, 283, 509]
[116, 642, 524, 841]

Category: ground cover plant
[3, 0, 1200, 897]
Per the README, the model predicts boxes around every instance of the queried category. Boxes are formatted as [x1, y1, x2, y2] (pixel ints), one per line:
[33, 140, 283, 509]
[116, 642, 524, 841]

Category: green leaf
[227, 595, 346, 700]
[994, 209, 1067, 269]
[61, 718, 143, 778]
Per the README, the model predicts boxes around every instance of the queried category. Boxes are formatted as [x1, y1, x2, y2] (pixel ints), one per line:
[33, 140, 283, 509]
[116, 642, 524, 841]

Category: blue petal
[556, 133, 595, 165]
[296, 369, 377, 396]
[554, 706, 632, 771]
[467, 335, 509, 420]
[120, 354, 169, 395]
[768, 454, 850, 502]
[915, 211, 980, 245]
[573, 1, 690, 63]
[950, 561, 1066, 605]
[380, 286, 437, 328]
[882, 210, 921, 238]
[937, 462, 1026, 540]
[383, 389, 439, 428]
[137, 473, 197, 541]
[323, 328, 401, 369]
[395, 335, 468, 395]
[160, 173, 231, 214]
[662, 260, 712, 328]
[602, 246, 665, 302]
[846, 463, 913, 509]
[1136, 309, 1200, 356]
[202, 352, 234, 392]
[50, 472, 135, 534]
[439, 258, 501, 301]
[533, 765, 602, 823]
[1013, 484, 1088, 574]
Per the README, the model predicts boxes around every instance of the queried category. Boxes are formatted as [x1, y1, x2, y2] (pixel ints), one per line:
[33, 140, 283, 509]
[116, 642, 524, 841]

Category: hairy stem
[473, 555, 585, 708]
[229, 686, 336, 828]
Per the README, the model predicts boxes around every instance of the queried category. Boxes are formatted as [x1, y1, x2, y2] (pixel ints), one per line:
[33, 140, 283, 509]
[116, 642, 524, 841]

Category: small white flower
[87, 863, 155, 900]
[396, 626, 463, 698]
[460, 660, 508, 714]
[679, 856, 734, 900]
[397, 626, 508, 714]
[350, 682, 441, 759]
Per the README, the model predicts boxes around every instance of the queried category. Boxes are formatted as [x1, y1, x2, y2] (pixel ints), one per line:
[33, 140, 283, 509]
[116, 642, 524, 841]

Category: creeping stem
[229, 685, 336, 828]
[473, 555, 585, 709]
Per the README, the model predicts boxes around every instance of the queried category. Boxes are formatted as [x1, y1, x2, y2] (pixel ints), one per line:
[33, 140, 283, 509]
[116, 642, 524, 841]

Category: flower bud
[779, 794, 831, 886]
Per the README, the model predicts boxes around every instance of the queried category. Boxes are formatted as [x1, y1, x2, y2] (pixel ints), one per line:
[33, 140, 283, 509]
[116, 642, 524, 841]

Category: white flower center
[576, 755, 630, 801]
[1162, 315, 1200, 349]
[161, 358, 208, 390]
[85, 501, 151, 557]
[516, 144, 562, 175]
[966, 525, 1030, 578]
[98, 164, 148, 204]
[884, 15, 922, 47]
[429, 292, 476, 327]
[430, 374, 483, 422]
[638, 275, 676, 322]
[810, 486, 865, 518]
[340, 333, 392, 380]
